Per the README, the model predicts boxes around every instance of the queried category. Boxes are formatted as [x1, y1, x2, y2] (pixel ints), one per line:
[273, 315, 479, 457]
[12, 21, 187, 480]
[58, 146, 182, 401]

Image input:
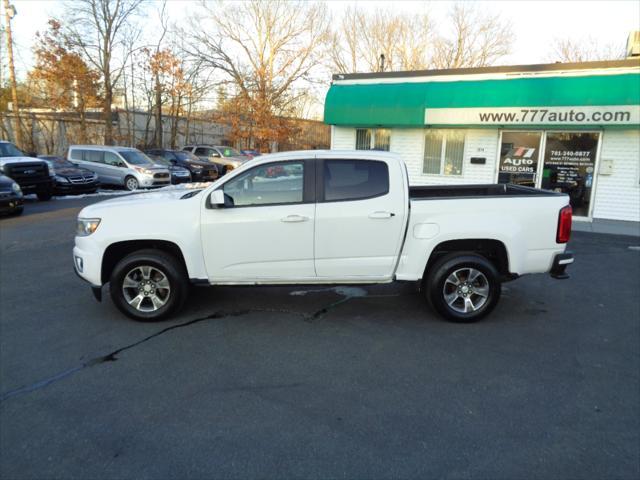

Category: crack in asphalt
[0, 289, 373, 403]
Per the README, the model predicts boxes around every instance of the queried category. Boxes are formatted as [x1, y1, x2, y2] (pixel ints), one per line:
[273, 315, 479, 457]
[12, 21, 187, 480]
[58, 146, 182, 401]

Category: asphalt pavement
[1, 196, 639, 479]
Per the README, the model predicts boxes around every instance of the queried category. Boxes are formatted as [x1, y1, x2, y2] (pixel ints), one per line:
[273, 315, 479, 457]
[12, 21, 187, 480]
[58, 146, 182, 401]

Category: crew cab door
[314, 157, 407, 279]
[201, 159, 316, 281]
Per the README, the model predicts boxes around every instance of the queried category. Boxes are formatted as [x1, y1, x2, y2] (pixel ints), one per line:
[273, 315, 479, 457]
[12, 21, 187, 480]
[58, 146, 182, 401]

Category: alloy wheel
[122, 265, 171, 312]
[442, 267, 490, 314]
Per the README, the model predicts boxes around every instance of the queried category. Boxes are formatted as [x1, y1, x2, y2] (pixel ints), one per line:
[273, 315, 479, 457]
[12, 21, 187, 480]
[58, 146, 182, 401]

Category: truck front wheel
[424, 253, 501, 323]
[109, 249, 188, 321]
[37, 191, 53, 201]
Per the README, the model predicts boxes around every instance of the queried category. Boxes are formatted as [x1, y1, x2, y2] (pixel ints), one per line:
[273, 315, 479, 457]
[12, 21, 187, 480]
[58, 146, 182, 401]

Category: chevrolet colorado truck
[73, 150, 574, 323]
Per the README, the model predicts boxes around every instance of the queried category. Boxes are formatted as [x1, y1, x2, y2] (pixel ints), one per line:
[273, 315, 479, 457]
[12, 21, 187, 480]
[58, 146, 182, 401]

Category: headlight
[191, 164, 203, 170]
[11, 182, 22, 195]
[55, 175, 69, 183]
[133, 166, 153, 175]
[76, 218, 101, 236]
[45, 160, 56, 176]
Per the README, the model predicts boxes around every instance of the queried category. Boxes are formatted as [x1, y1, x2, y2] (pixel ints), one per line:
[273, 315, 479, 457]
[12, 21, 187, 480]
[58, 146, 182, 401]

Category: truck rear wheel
[109, 249, 188, 321]
[424, 253, 501, 323]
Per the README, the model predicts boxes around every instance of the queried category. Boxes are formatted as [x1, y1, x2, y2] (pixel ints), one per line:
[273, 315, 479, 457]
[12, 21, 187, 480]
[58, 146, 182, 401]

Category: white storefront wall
[330, 125, 640, 224]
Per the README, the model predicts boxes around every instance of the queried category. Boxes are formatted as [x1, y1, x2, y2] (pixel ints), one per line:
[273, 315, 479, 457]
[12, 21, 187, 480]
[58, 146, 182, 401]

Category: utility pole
[3, 0, 21, 147]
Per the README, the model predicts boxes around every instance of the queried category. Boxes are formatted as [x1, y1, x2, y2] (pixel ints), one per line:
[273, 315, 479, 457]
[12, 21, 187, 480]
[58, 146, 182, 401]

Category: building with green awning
[324, 59, 640, 233]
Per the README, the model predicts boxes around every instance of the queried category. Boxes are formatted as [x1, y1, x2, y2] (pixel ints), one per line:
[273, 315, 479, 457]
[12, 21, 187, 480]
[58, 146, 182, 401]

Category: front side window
[355, 129, 391, 151]
[104, 152, 124, 167]
[223, 161, 304, 207]
[194, 147, 210, 156]
[324, 160, 389, 202]
[423, 129, 465, 175]
[220, 147, 241, 157]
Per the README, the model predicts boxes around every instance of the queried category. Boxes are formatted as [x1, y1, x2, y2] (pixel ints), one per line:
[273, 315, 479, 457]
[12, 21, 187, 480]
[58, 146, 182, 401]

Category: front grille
[0, 191, 13, 198]
[67, 174, 96, 184]
[4, 162, 48, 181]
[153, 172, 170, 179]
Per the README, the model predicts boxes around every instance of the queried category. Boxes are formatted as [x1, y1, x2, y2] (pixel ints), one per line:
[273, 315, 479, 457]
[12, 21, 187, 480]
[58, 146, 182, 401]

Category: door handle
[368, 211, 395, 219]
[281, 215, 309, 223]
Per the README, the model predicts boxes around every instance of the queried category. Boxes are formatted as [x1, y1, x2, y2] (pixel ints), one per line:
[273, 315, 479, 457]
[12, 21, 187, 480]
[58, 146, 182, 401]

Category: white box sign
[424, 105, 640, 126]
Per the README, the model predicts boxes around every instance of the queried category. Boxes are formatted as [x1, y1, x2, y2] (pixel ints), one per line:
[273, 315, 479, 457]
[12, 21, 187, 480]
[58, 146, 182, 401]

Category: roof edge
[332, 58, 640, 81]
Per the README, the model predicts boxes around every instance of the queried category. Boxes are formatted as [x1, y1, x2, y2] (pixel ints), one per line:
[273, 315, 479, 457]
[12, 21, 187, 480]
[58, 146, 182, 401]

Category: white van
[67, 145, 170, 191]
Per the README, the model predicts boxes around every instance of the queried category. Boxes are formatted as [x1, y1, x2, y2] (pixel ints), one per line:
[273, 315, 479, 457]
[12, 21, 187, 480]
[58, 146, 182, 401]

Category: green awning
[324, 73, 640, 127]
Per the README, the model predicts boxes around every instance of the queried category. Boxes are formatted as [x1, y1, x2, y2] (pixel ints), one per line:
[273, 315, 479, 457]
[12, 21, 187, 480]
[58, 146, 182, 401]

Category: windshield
[175, 151, 198, 161]
[0, 142, 25, 158]
[51, 157, 75, 168]
[120, 150, 154, 166]
[219, 147, 242, 157]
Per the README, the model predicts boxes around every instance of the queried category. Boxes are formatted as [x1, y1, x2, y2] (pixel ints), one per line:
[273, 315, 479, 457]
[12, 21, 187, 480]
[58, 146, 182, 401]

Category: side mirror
[209, 189, 225, 208]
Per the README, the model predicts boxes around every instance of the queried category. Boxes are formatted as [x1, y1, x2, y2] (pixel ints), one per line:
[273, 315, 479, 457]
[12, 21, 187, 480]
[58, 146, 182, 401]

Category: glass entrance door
[541, 132, 599, 218]
[498, 132, 542, 187]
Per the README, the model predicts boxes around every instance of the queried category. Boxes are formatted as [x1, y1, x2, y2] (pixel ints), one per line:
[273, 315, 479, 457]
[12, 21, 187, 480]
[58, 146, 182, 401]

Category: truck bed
[409, 183, 561, 200]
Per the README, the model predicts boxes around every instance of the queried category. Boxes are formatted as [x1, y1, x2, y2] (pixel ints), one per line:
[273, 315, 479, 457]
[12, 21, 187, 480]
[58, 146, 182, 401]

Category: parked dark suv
[0, 141, 54, 201]
[145, 149, 219, 182]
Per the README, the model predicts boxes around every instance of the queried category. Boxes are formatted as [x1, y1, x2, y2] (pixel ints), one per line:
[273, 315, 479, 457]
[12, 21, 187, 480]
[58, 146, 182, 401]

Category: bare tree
[431, 3, 513, 69]
[330, 6, 432, 74]
[185, 0, 330, 150]
[549, 36, 625, 63]
[64, 0, 143, 145]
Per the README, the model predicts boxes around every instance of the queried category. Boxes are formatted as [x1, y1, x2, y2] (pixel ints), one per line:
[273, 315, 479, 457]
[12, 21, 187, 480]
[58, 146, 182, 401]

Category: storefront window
[498, 132, 542, 187]
[355, 128, 390, 151]
[541, 132, 599, 217]
[423, 129, 464, 175]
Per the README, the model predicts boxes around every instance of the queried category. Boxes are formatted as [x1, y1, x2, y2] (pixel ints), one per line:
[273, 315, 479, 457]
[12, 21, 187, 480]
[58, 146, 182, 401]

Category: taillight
[557, 205, 572, 243]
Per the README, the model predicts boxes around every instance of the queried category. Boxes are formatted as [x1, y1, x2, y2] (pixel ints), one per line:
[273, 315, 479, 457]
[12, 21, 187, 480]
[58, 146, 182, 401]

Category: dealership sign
[424, 105, 640, 126]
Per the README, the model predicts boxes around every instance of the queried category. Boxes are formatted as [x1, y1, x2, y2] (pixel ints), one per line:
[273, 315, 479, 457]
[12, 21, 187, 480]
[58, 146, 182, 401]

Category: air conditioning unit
[627, 31, 640, 57]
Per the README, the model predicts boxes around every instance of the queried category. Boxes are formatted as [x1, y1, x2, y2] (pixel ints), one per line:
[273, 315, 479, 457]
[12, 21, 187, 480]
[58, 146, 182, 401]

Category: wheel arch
[423, 238, 511, 281]
[101, 240, 188, 284]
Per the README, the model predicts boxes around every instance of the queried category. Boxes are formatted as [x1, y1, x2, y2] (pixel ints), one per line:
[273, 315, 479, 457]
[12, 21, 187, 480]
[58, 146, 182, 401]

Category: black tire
[124, 176, 139, 191]
[109, 249, 188, 321]
[11, 206, 23, 216]
[37, 191, 53, 201]
[424, 253, 501, 323]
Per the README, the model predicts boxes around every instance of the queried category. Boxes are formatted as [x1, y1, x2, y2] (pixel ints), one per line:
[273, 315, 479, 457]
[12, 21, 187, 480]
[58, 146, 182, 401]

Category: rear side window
[70, 149, 84, 161]
[323, 160, 389, 202]
[85, 150, 104, 163]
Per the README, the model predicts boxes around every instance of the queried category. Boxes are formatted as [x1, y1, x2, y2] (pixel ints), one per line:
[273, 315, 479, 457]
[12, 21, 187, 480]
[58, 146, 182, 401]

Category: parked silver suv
[67, 146, 171, 191]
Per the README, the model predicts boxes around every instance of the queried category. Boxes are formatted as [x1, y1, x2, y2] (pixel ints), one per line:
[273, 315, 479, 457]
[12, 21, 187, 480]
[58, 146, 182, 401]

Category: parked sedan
[145, 149, 218, 182]
[39, 155, 99, 195]
[0, 174, 23, 216]
[146, 154, 192, 184]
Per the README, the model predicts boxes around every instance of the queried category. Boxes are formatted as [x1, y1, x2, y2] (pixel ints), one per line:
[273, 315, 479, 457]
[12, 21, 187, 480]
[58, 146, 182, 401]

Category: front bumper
[550, 251, 574, 279]
[140, 175, 171, 188]
[171, 174, 192, 184]
[54, 180, 99, 195]
[73, 240, 103, 287]
[18, 178, 55, 194]
[0, 193, 23, 214]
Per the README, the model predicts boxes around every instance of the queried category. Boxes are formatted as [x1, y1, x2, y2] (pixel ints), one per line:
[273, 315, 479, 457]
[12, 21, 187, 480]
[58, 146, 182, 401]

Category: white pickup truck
[73, 150, 574, 323]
